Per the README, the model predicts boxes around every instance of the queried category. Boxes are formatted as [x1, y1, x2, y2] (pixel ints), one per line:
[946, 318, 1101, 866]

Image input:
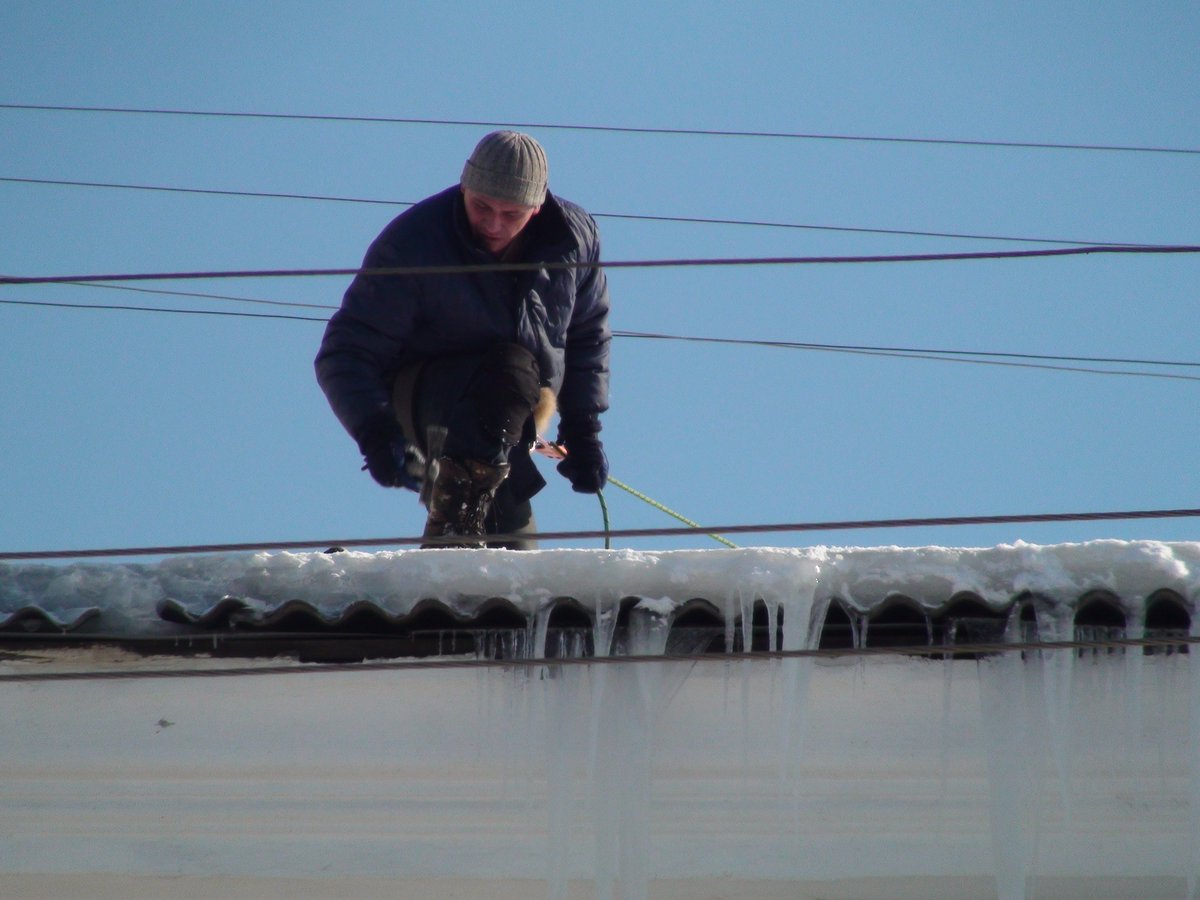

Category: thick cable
[3, 244, 1199, 288]
[3, 102, 1197, 155]
[4, 505, 1200, 562]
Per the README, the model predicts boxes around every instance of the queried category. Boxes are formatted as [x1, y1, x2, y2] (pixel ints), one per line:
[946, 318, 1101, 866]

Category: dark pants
[393, 344, 542, 550]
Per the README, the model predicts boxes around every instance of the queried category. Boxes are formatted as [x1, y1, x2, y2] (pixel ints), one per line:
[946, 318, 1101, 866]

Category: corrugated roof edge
[0, 606, 100, 633]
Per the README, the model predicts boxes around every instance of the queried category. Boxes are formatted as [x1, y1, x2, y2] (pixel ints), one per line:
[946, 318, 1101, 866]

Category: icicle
[532, 603, 553, 660]
[1121, 601, 1145, 762]
[978, 651, 1036, 900]
[722, 590, 736, 655]
[591, 593, 621, 658]
[801, 595, 830, 657]
[853, 610, 867, 649]
[587, 660, 652, 900]
[542, 662, 582, 900]
[738, 588, 753, 653]
[629, 602, 671, 717]
[765, 599, 779, 652]
[627, 603, 669, 657]
[936, 647, 955, 837]
[776, 582, 820, 820]
[1038, 605, 1076, 824]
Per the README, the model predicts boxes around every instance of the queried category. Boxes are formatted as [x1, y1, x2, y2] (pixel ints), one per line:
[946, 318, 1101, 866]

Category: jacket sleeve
[557, 218, 611, 419]
[314, 231, 422, 443]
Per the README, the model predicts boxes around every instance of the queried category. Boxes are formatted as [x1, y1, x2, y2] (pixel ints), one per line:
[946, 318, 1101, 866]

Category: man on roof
[315, 131, 611, 549]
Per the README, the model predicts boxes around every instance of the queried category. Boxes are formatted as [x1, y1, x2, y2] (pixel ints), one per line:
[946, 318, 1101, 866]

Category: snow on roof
[1, 541, 1196, 654]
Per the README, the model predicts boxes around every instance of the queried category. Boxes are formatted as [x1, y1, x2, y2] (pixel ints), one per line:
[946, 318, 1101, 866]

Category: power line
[592, 210, 1144, 247]
[20, 285, 1199, 376]
[3, 102, 1198, 156]
[77, 281, 335, 310]
[0, 175, 1158, 248]
[795, 346, 1200, 383]
[0, 175, 403, 207]
[3, 505, 1200, 561]
[616, 330, 1200, 370]
[5, 297, 1200, 382]
[12, 282, 1200, 377]
[0, 297, 326, 322]
[3, 244, 1199, 288]
[614, 332, 1200, 384]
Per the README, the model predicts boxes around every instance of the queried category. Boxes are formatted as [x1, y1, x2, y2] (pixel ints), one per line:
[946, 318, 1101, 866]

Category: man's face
[462, 188, 541, 256]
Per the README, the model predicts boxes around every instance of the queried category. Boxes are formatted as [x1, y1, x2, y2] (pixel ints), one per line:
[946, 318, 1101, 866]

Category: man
[315, 131, 610, 549]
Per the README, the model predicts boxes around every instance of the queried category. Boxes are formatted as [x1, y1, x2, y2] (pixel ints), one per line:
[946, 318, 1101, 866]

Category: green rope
[606, 476, 738, 549]
[536, 438, 736, 549]
[597, 489, 611, 550]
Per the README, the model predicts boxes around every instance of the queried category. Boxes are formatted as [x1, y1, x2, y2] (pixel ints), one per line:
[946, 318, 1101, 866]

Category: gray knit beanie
[460, 131, 548, 207]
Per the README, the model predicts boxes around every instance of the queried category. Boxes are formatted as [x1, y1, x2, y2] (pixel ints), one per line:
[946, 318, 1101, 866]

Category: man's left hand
[556, 419, 608, 494]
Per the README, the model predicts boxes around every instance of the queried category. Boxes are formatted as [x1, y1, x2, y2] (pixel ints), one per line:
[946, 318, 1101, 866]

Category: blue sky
[1, 1, 1198, 557]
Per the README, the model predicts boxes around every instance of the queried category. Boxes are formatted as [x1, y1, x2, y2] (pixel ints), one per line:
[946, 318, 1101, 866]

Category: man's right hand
[357, 415, 424, 491]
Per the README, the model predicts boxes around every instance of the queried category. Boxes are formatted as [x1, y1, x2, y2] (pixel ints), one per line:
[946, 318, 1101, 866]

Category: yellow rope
[533, 437, 738, 549]
[607, 476, 738, 548]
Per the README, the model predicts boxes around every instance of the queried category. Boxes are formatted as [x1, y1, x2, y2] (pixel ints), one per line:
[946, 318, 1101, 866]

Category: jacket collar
[451, 187, 579, 261]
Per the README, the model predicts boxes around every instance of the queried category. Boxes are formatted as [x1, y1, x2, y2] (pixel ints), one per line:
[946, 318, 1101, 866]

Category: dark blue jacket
[315, 186, 610, 497]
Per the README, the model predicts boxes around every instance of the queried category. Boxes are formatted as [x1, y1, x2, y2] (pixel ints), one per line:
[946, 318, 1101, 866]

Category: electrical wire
[0, 175, 400, 207]
[3, 505, 1200, 561]
[4, 296, 1200, 383]
[78, 281, 334, 310]
[12, 282, 1200, 378]
[3, 244, 1199, 288]
[0, 297, 326, 322]
[3, 102, 1198, 156]
[0, 175, 1163, 248]
[613, 331, 1200, 383]
[614, 330, 1200, 370]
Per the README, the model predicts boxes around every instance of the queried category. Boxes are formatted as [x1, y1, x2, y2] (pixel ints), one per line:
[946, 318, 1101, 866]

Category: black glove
[356, 413, 424, 492]
[556, 414, 608, 494]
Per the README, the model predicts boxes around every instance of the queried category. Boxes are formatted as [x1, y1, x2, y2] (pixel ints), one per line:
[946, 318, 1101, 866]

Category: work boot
[421, 457, 510, 548]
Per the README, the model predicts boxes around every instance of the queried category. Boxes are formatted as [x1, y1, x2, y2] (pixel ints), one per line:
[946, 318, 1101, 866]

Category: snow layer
[2, 541, 1199, 640]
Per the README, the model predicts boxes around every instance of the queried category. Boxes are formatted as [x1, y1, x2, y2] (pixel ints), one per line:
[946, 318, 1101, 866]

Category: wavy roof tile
[2, 543, 1196, 657]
